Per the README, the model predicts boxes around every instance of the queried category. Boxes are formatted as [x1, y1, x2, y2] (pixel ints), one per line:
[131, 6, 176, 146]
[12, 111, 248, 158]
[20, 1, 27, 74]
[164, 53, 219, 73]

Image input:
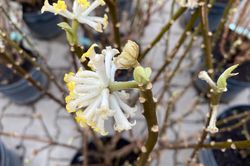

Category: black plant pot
[117, 0, 133, 19]
[181, 1, 228, 32]
[200, 105, 250, 166]
[71, 136, 138, 166]
[0, 44, 48, 104]
[23, 11, 63, 39]
[0, 64, 48, 104]
[21, 0, 63, 39]
[0, 140, 22, 166]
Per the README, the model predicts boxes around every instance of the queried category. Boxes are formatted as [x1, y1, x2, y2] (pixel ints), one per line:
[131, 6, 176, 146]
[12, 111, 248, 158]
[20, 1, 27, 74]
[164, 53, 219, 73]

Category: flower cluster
[64, 43, 139, 135]
[41, 0, 108, 32]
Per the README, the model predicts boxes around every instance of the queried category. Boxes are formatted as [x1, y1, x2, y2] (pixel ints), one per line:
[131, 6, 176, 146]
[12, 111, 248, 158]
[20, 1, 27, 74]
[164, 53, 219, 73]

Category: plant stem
[109, 81, 138, 92]
[188, 1, 217, 164]
[164, 0, 176, 55]
[139, 7, 186, 61]
[212, 0, 235, 48]
[72, 19, 79, 44]
[83, 131, 88, 166]
[0, 6, 38, 54]
[152, 10, 200, 83]
[200, 1, 213, 77]
[160, 140, 250, 150]
[165, 30, 197, 85]
[137, 89, 158, 166]
[71, 44, 91, 70]
[104, 0, 121, 51]
[0, 131, 78, 150]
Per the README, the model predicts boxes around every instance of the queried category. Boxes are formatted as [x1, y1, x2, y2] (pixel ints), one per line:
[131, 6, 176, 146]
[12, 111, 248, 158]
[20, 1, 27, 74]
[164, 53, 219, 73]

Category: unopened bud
[114, 40, 140, 69]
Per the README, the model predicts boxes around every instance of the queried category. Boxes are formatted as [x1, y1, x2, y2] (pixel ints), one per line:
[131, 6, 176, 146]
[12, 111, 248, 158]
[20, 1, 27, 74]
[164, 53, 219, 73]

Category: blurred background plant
[0, 0, 249, 166]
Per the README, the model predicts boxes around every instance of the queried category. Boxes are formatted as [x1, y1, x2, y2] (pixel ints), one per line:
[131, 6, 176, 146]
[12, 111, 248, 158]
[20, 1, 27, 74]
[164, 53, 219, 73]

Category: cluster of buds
[198, 65, 239, 133]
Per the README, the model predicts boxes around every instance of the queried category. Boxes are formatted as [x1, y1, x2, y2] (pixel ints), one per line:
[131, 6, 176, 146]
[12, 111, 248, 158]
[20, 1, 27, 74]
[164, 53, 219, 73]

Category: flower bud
[114, 40, 140, 69]
[133, 66, 152, 85]
[216, 64, 238, 93]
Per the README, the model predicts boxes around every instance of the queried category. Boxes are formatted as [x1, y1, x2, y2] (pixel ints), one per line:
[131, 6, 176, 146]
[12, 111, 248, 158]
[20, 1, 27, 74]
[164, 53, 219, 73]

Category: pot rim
[0, 67, 39, 90]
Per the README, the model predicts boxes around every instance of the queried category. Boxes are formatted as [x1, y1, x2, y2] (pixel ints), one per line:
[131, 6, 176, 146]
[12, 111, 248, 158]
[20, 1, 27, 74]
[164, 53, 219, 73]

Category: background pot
[182, 2, 227, 32]
[0, 62, 48, 104]
[0, 140, 22, 166]
[200, 105, 250, 166]
[23, 12, 63, 39]
[71, 136, 138, 166]
[117, 0, 133, 19]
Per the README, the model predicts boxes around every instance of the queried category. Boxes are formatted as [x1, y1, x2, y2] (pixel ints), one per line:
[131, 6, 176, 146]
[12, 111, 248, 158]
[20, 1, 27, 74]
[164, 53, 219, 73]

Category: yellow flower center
[77, 0, 90, 9]
[66, 81, 76, 91]
[75, 111, 88, 127]
[53, 0, 67, 13]
[81, 43, 98, 64]
[64, 72, 74, 82]
[65, 91, 76, 104]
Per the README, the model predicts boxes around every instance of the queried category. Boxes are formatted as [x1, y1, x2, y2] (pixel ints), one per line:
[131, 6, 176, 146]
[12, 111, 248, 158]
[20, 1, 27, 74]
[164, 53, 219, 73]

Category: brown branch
[152, 10, 200, 83]
[0, 131, 78, 150]
[137, 89, 158, 166]
[139, 7, 187, 61]
[0, 51, 65, 107]
[159, 140, 250, 150]
[104, 0, 121, 51]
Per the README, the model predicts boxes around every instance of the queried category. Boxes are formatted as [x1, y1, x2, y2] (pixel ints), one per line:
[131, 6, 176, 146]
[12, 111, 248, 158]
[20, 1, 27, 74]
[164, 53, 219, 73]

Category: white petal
[74, 84, 101, 93]
[76, 68, 99, 78]
[41, 0, 54, 13]
[83, 95, 102, 119]
[116, 91, 130, 100]
[110, 95, 136, 132]
[73, 77, 101, 85]
[81, 0, 105, 17]
[95, 117, 107, 135]
[58, 10, 75, 19]
[102, 46, 119, 80]
[101, 89, 110, 108]
[110, 63, 117, 82]
[67, 96, 95, 111]
[77, 17, 103, 32]
[41, 0, 74, 19]
[98, 89, 115, 118]
[89, 54, 109, 85]
[76, 90, 100, 100]
[113, 92, 137, 117]
[73, 0, 84, 17]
